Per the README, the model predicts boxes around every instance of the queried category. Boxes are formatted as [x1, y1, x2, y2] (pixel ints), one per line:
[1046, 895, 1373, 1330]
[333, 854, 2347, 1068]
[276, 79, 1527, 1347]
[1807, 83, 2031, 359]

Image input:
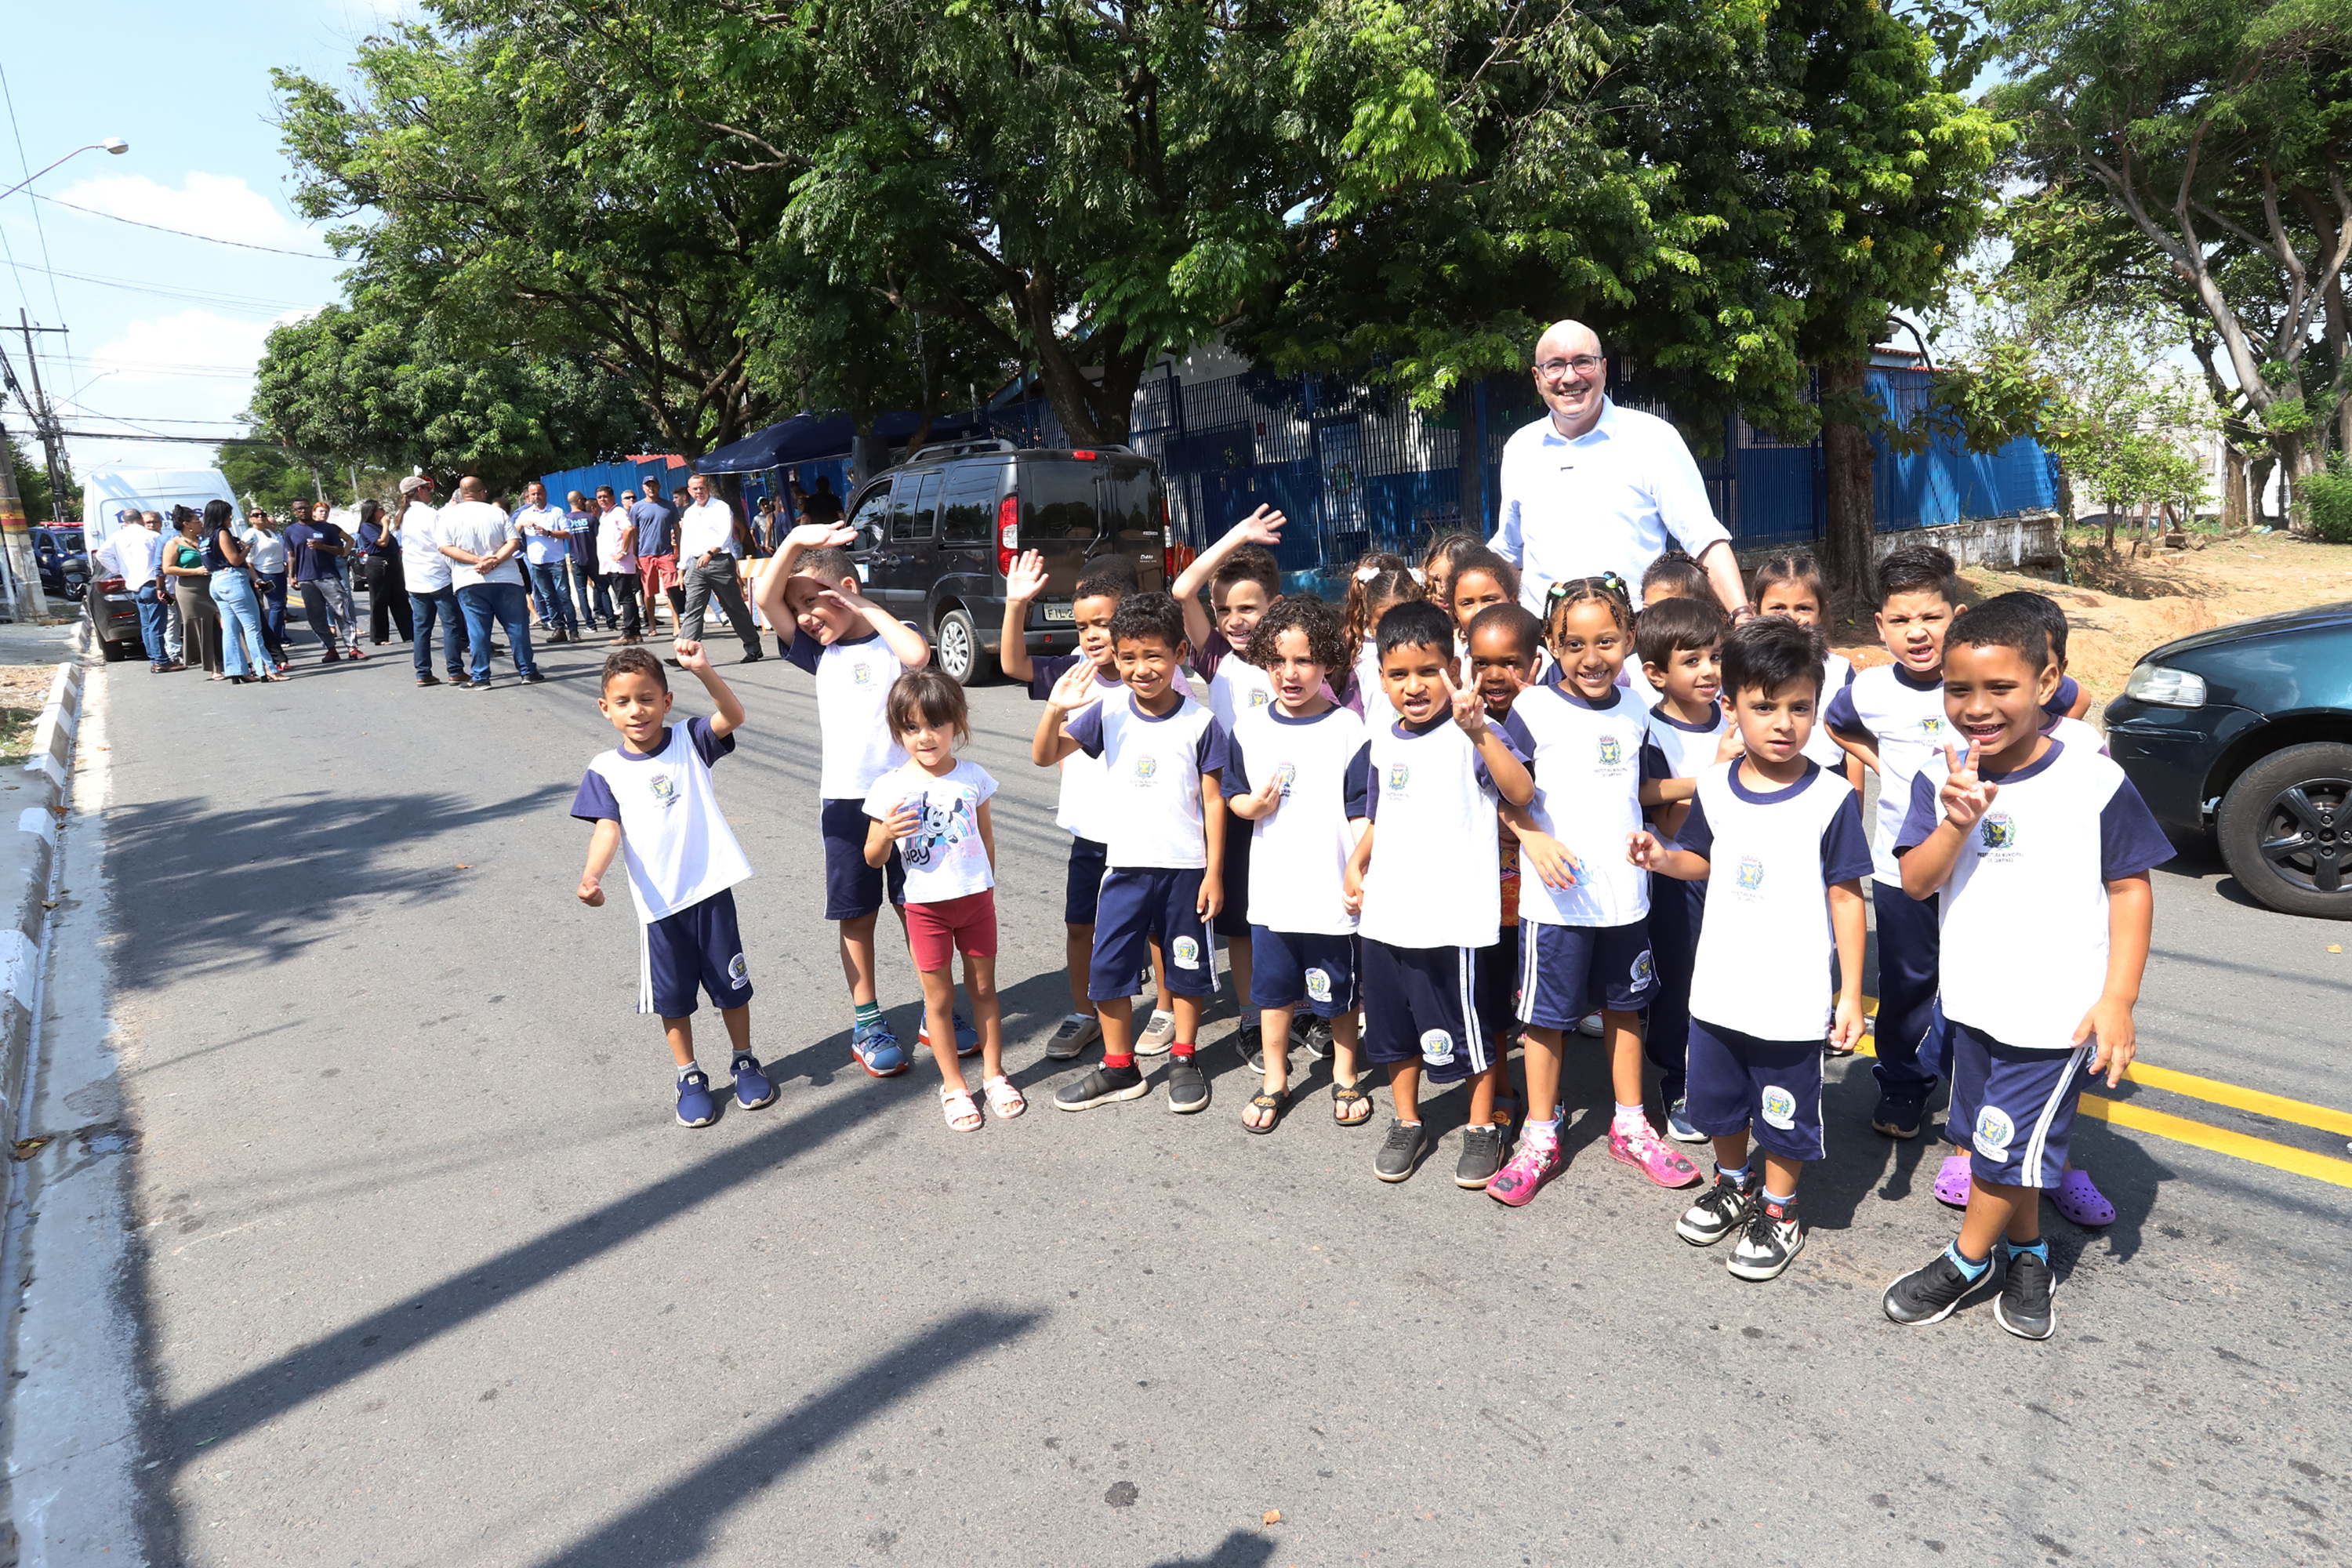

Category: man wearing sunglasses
[1490, 320, 1752, 622]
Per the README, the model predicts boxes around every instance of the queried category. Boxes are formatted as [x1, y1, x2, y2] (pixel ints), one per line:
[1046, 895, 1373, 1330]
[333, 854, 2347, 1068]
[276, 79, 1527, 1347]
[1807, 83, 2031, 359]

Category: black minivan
[840, 441, 1168, 683]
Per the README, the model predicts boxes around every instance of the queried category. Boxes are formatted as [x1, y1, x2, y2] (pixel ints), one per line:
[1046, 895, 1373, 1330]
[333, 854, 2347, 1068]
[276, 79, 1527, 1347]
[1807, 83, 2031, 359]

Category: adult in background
[399, 474, 466, 688]
[206, 499, 284, 683]
[676, 473, 763, 662]
[565, 488, 613, 630]
[162, 507, 223, 678]
[285, 503, 360, 662]
[801, 474, 843, 527]
[94, 507, 176, 672]
[1490, 320, 1753, 622]
[355, 498, 413, 644]
[595, 485, 643, 644]
[439, 475, 543, 688]
[630, 478, 683, 637]
[310, 501, 368, 651]
[514, 481, 580, 643]
[240, 509, 291, 670]
[146, 512, 184, 664]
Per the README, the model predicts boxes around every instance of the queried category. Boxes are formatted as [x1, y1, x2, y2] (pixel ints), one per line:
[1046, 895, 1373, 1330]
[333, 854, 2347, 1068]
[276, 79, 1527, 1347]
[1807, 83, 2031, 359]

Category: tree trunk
[2285, 437, 2321, 538]
[2223, 445, 2249, 529]
[1818, 359, 1877, 604]
[2249, 452, 2277, 523]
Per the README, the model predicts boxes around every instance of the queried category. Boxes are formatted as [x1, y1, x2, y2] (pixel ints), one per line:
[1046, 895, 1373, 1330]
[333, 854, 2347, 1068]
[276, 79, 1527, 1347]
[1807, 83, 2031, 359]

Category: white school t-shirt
[783, 626, 909, 800]
[1348, 641, 1399, 737]
[1896, 739, 2171, 1053]
[1064, 691, 1230, 869]
[1510, 680, 1657, 928]
[1027, 654, 1125, 842]
[1825, 662, 1954, 885]
[1196, 629, 1279, 735]
[1800, 649, 1858, 767]
[1642, 700, 1730, 784]
[570, 717, 753, 923]
[863, 759, 998, 903]
[1677, 761, 1875, 1040]
[1355, 714, 1515, 949]
[1222, 705, 1366, 936]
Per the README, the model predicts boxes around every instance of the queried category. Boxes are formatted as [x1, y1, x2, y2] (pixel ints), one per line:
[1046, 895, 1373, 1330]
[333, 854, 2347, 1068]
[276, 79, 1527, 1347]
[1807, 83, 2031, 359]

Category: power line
[0, 257, 306, 316]
[31, 194, 338, 260]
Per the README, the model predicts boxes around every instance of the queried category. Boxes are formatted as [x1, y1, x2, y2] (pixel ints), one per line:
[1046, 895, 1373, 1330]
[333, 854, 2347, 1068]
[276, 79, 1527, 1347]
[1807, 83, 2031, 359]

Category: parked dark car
[840, 441, 1168, 684]
[31, 526, 87, 601]
[2104, 601, 2352, 919]
[81, 528, 145, 662]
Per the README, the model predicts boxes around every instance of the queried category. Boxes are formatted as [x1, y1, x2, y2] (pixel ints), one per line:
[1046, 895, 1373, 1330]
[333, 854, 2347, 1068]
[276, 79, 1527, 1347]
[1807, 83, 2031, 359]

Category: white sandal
[939, 1083, 982, 1132]
[982, 1075, 1026, 1120]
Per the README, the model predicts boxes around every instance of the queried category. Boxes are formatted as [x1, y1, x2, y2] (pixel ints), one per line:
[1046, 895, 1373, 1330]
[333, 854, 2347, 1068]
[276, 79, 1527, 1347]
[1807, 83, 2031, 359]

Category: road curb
[0, 652, 83, 1148]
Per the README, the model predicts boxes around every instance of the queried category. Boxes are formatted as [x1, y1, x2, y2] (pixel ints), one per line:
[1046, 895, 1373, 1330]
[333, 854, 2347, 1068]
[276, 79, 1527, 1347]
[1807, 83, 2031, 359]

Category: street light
[0, 138, 130, 203]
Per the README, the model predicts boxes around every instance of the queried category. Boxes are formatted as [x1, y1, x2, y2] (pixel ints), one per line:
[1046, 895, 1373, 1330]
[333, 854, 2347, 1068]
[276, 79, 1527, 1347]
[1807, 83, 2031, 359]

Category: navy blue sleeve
[1824, 684, 1864, 734]
[783, 627, 823, 674]
[571, 770, 620, 822]
[1344, 742, 1373, 818]
[1026, 653, 1082, 701]
[1065, 701, 1107, 758]
[1221, 734, 1253, 798]
[1497, 709, 1536, 760]
[1639, 739, 1672, 782]
[1195, 716, 1230, 775]
[1841, 661, 1857, 689]
[686, 715, 735, 768]
[2045, 675, 2079, 717]
[1677, 793, 1715, 860]
[2098, 777, 2174, 880]
[1893, 770, 1942, 854]
[1820, 791, 1875, 882]
[1194, 630, 1231, 679]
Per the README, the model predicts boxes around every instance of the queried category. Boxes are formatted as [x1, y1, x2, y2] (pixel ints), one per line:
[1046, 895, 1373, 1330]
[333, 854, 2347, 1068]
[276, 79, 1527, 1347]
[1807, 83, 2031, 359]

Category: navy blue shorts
[1212, 826, 1251, 939]
[640, 887, 753, 1018]
[1362, 939, 1488, 1083]
[1475, 928, 1519, 1045]
[1871, 879, 1945, 1092]
[1249, 927, 1359, 1016]
[1950, 1021, 2091, 1189]
[1089, 868, 1215, 1002]
[822, 797, 906, 920]
[1064, 836, 1109, 925]
[1515, 919, 1657, 1029]
[1684, 1018, 1825, 1163]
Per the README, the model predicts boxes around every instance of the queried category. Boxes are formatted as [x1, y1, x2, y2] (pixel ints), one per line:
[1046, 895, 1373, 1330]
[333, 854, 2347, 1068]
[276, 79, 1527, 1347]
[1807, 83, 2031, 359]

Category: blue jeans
[411, 586, 464, 679]
[135, 582, 169, 665]
[528, 561, 578, 634]
[256, 570, 289, 648]
[211, 572, 273, 679]
[457, 582, 537, 681]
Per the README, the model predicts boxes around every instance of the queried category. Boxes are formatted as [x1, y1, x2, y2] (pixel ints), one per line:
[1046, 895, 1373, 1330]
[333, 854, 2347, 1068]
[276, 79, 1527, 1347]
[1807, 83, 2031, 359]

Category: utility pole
[15, 312, 70, 528]
[0, 426, 47, 621]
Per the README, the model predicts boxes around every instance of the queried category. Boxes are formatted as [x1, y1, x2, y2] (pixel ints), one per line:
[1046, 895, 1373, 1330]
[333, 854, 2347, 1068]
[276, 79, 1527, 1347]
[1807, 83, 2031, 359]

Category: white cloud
[50, 172, 313, 250]
[60, 307, 305, 472]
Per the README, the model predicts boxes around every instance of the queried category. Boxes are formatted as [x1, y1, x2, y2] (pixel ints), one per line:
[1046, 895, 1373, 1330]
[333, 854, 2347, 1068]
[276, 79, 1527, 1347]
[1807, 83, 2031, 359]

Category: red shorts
[905, 890, 997, 971]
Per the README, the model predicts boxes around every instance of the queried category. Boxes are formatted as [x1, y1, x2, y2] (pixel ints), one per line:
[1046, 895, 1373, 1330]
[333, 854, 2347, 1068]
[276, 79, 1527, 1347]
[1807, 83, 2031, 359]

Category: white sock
[675, 1060, 699, 1081]
[1613, 1102, 1645, 1125]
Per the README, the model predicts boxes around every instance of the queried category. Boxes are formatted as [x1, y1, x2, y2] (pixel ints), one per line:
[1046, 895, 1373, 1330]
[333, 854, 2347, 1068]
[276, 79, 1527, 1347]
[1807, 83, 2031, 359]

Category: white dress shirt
[1490, 397, 1731, 612]
[437, 500, 524, 590]
[95, 522, 165, 592]
[677, 498, 737, 561]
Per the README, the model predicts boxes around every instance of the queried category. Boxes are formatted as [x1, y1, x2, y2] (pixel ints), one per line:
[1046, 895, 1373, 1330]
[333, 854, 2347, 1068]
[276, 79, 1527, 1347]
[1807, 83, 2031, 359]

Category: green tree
[215, 443, 321, 514]
[9, 441, 71, 524]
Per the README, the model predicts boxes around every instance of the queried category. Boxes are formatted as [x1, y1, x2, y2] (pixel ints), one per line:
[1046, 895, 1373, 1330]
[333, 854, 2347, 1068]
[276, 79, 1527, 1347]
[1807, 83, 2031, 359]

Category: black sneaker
[1054, 1062, 1149, 1112]
[1994, 1248, 2056, 1340]
[1374, 1120, 1428, 1183]
[1728, 1196, 1806, 1280]
[1165, 1055, 1210, 1114]
[523, 672, 548, 684]
[1676, 1167, 1762, 1246]
[1236, 1020, 1265, 1076]
[452, 677, 479, 690]
[1301, 1017, 1333, 1061]
[1882, 1250, 1983, 1325]
[1454, 1125, 1504, 1189]
[1871, 1088, 1928, 1139]
[739, 648, 764, 664]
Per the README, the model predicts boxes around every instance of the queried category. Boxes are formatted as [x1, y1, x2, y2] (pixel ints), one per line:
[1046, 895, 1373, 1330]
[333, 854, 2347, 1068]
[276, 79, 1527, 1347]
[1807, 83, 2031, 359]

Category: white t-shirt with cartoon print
[862, 760, 998, 903]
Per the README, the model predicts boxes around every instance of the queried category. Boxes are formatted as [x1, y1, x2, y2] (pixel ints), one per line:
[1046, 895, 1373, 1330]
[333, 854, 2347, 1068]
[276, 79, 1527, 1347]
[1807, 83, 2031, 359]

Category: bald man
[437, 475, 544, 688]
[1490, 321, 1751, 621]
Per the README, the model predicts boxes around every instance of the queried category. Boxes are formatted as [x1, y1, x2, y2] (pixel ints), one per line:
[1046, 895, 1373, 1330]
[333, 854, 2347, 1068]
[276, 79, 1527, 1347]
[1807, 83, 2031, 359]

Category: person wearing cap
[630, 478, 684, 637]
[400, 474, 468, 687]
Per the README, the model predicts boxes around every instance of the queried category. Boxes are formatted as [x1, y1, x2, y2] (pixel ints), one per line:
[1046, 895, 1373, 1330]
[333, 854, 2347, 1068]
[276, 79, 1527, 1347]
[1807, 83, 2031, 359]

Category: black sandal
[1243, 1088, 1288, 1134]
[1331, 1073, 1374, 1127]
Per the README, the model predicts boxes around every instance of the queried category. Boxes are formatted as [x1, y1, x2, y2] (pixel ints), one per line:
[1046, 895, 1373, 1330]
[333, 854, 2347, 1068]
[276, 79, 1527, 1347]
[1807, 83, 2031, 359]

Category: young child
[1632, 595, 1739, 1143]
[754, 523, 938, 1077]
[1036, 591, 1229, 1114]
[572, 644, 772, 1128]
[1488, 577, 1703, 1206]
[1629, 618, 1873, 1279]
[1174, 507, 1291, 1061]
[1340, 555, 1425, 737]
[1882, 598, 2169, 1339]
[1345, 601, 1534, 1183]
[1749, 553, 1859, 779]
[1002, 552, 1178, 1059]
[863, 670, 1017, 1131]
[1630, 553, 1712, 710]
[1463, 601, 1549, 1173]
[1222, 597, 1370, 1132]
[1419, 530, 1486, 611]
[1444, 546, 1518, 635]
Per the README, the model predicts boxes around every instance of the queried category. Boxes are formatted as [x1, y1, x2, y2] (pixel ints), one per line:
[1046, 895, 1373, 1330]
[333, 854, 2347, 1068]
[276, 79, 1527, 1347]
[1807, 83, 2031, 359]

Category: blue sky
[0, 0, 405, 480]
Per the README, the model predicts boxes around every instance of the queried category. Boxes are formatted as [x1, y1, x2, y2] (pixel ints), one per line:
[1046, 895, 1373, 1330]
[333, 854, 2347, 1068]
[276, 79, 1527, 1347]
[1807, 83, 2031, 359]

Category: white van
[81, 466, 236, 661]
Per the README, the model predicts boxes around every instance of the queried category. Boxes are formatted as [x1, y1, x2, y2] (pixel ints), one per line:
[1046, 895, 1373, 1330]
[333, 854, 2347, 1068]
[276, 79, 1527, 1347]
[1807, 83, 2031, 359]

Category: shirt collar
[1539, 395, 1617, 448]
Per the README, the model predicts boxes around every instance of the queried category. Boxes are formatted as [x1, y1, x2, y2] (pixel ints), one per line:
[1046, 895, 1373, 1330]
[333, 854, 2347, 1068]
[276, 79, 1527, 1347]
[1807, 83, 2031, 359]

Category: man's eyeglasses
[1534, 355, 1604, 380]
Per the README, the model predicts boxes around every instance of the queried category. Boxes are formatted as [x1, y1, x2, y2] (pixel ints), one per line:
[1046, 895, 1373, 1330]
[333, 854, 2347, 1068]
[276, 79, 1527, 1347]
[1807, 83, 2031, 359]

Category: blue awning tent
[693, 408, 993, 474]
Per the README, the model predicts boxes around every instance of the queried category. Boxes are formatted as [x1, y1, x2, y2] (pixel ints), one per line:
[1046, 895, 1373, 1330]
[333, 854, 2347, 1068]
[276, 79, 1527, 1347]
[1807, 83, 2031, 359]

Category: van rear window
[1017, 461, 1099, 540]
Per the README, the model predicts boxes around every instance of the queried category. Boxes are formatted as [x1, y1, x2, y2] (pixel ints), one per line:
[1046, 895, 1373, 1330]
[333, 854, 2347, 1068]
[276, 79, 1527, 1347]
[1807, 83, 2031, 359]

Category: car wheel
[2216, 742, 2352, 919]
[932, 606, 996, 686]
[96, 633, 131, 663]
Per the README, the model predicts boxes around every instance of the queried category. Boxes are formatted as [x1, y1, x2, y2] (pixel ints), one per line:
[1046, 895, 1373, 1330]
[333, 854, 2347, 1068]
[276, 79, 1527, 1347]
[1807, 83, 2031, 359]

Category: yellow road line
[2118, 1062, 2352, 1138]
[2077, 1096, 2352, 1190]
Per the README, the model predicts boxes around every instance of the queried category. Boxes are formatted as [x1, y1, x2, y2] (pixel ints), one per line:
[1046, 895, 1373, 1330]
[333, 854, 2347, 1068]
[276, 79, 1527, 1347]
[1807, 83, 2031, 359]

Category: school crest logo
[1760, 1084, 1798, 1130]
[1980, 812, 2017, 851]
[1598, 735, 1624, 767]
[1387, 763, 1410, 792]
[1248, 689, 1272, 710]
[1305, 967, 1332, 1004]
[1920, 714, 1944, 738]
[648, 773, 679, 809]
[1134, 755, 1159, 782]
[1631, 949, 1655, 988]
[852, 662, 873, 685]
[1271, 763, 1298, 798]
[727, 953, 750, 987]
[1737, 856, 1766, 891]
[1973, 1105, 2016, 1162]
[1419, 1028, 1456, 1065]
[1172, 936, 1201, 969]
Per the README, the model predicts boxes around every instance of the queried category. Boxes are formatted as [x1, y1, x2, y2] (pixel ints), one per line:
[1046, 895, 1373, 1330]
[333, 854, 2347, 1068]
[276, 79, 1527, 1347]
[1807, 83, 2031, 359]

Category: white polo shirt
[437, 500, 524, 590]
[1490, 397, 1731, 611]
[95, 522, 165, 592]
[677, 498, 737, 561]
[401, 502, 452, 591]
[514, 503, 572, 567]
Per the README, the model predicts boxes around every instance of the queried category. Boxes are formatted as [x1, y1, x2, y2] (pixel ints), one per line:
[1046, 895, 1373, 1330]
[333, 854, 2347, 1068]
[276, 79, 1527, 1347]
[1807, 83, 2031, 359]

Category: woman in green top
[161, 507, 223, 677]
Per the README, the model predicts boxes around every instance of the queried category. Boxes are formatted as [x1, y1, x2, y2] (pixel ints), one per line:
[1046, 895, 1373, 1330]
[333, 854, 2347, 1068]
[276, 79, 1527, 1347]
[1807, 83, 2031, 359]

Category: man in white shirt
[674, 472, 762, 662]
[437, 474, 543, 688]
[397, 474, 469, 687]
[1490, 320, 1753, 621]
[513, 480, 581, 643]
[94, 508, 175, 671]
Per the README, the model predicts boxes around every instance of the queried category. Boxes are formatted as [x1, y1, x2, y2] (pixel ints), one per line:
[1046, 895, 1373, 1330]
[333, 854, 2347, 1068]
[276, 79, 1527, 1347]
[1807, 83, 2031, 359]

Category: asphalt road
[44, 619, 2352, 1565]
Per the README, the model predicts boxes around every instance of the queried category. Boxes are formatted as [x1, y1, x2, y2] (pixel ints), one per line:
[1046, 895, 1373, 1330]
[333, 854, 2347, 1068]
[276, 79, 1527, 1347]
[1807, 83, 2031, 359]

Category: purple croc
[1934, 1152, 1972, 1209]
[2053, 1168, 2117, 1227]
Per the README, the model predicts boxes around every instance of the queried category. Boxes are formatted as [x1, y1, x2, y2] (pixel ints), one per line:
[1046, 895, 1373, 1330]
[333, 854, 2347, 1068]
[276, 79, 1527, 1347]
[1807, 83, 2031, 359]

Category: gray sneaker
[1045, 1012, 1101, 1060]
[1236, 1020, 1265, 1075]
[1301, 1017, 1334, 1061]
[1375, 1120, 1428, 1183]
[1135, 1008, 1178, 1056]
[1165, 1055, 1210, 1114]
[1454, 1125, 1504, 1189]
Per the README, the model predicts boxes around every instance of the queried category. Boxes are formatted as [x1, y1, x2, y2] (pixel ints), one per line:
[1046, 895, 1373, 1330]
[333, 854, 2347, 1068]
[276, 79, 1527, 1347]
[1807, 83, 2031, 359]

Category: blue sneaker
[730, 1053, 777, 1110]
[1665, 1098, 1704, 1143]
[920, 1013, 982, 1058]
[675, 1069, 718, 1127]
[850, 1018, 909, 1078]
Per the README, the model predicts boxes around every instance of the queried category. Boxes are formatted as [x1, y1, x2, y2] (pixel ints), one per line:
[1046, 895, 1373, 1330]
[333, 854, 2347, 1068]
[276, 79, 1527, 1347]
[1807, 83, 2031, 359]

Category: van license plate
[1042, 603, 1075, 622]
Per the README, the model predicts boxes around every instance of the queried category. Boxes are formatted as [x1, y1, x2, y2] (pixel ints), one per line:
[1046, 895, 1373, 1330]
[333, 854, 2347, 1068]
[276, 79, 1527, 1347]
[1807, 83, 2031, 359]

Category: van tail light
[1071, 449, 1096, 460]
[996, 495, 1019, 576]
[1160, 495, 1186, 581]
[96, 575, 125, 594]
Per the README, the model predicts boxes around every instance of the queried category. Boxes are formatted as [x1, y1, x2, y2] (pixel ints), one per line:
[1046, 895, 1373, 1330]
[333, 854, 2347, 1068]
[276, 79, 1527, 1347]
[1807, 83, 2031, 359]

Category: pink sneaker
[1608, 1118, 1701, 1188]
[1486, 1137, 1561, 1207]
[1934, 1152, 1972, 1209]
